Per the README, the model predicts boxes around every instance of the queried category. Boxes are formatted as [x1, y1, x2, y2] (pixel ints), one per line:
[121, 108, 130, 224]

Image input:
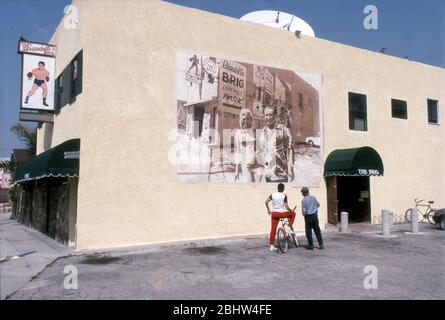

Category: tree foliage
[10, 123, 37, 155]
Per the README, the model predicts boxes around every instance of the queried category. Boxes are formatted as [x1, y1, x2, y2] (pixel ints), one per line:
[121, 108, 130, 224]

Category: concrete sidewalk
[0, 211, 72, 299]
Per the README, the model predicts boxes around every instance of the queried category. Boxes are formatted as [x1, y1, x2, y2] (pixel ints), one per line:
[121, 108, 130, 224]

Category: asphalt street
[5, 222, 444, 300]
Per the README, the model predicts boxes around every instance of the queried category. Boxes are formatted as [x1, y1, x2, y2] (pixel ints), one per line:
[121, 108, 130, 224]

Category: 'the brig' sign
[358, 169, 380, 176]
[218, 59, 246, 108]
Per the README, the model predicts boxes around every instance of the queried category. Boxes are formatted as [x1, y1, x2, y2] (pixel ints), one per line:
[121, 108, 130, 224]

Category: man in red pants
[265, 183, 296, 252]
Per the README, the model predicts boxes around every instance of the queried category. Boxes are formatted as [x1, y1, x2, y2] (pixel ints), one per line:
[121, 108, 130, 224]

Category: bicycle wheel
[277, 228, 288, 253]
[405, 208, 422, 223]
[427, 210, 437, 225]
[290, 233, 298, 248]
[404, 209, 412, 223]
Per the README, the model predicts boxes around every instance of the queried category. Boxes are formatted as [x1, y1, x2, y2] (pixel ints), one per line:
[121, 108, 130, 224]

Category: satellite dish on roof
[240, 10, 315, 37]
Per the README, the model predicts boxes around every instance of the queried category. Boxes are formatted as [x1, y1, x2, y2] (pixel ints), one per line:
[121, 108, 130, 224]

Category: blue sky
[1, 0, 444, 157]
[0, 0, 71, 158]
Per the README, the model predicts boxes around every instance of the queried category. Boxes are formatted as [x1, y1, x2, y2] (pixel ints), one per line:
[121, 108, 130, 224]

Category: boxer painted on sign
[188, 54, 200, 76]
[24, 61, 50, 107]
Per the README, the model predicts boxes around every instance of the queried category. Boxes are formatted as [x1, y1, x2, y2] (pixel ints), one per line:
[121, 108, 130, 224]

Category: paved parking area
[5, 222, 444, 300]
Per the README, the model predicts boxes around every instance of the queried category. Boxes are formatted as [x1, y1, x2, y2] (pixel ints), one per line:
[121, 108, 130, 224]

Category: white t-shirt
[270, 192, 288, 212]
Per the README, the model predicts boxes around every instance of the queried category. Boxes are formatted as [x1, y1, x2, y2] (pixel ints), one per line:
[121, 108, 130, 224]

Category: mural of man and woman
[233, 105, 294, 184]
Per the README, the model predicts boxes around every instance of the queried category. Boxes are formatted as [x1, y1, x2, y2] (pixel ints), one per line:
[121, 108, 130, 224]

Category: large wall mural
[173, 50, 323, 186]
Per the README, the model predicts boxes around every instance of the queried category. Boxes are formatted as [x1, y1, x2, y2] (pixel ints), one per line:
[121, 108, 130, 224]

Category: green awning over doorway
[324, 146, 384, 177]
[14, 139, 80, 183]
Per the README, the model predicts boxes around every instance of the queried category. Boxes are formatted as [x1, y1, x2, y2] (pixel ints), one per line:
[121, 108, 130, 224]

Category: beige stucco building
[26, 0, 444, 250]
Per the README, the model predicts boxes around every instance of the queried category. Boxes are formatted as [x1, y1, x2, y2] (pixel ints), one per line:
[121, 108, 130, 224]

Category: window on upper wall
[55, 50, 83, 112]
[55, 64, 71, 110]
[391, 99, 408, 119]
[71, 50, 83, 99]
[349, 92, 367, 131]
[427, 99, 439, 124]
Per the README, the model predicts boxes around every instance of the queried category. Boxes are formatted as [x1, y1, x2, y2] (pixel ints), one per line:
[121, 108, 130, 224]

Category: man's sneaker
[270, 245, 278, 253]
[305, 245, 314, 250]
[319, 245, 325, 250]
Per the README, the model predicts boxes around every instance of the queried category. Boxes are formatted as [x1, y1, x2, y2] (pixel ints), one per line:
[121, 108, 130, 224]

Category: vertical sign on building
[253, 65, 264, 87]
[275, 78, 286, 105]
[18, 40, 57, 112]
[218, 59, 246, 108]
[264, 68, 274, 95]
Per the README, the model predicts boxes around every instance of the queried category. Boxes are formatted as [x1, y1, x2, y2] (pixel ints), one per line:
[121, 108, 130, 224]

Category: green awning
[324, 146, 384, 177]
[15, 139, 80, 183]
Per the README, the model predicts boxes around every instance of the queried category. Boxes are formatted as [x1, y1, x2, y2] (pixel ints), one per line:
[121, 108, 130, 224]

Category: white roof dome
[240, 10, 315, 37]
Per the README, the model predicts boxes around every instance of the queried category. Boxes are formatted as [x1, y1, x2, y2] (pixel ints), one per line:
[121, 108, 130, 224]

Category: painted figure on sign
[234, 108, 256, 183]
[188, 54, 200, 76]
[24, 61, 50, 107]
[258, 106, 294, 183]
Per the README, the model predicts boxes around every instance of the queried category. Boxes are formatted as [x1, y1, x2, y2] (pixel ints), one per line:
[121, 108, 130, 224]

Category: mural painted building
[14, 0, 444, 249]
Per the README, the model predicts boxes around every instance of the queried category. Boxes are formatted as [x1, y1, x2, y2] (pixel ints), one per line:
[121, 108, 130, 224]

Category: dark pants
[304, 213, 323, 247]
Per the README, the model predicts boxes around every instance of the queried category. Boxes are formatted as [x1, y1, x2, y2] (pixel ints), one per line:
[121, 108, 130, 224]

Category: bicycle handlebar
[415, 198, 426, 204]
[414, 198, 435, 207]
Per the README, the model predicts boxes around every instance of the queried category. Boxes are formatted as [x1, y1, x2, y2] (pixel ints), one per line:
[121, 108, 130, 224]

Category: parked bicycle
[404, 198, 436, 224]
[276, 206, 299, 253]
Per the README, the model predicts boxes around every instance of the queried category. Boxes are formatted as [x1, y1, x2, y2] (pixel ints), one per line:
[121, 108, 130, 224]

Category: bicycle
[404, 198, 436, 224]
[276, 206, 299, 253]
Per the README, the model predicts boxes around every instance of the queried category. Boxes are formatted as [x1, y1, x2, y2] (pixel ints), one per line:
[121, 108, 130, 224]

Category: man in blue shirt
[301, 187, 324, 250]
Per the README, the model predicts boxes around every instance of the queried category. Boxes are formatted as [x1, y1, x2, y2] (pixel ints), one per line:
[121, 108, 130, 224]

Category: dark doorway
[337, 176, 371, 223]
[193, 105, 205, 138]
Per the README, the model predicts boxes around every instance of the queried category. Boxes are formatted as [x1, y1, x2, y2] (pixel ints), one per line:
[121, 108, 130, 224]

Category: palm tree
[10, 123, 36, 155]
[1, 123, 36, 210]
[0, 123, 36, 185]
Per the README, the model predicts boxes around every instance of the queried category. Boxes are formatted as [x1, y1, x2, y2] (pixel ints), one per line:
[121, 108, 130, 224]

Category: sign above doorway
[324, 146, 384, 177]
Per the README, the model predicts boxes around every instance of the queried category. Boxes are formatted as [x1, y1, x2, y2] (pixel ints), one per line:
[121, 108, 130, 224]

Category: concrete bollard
[389, 211, 394, 229]
[340, 212, 348, 232]
[411, 208, 419, 233]
[382, 210, 391, 236]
